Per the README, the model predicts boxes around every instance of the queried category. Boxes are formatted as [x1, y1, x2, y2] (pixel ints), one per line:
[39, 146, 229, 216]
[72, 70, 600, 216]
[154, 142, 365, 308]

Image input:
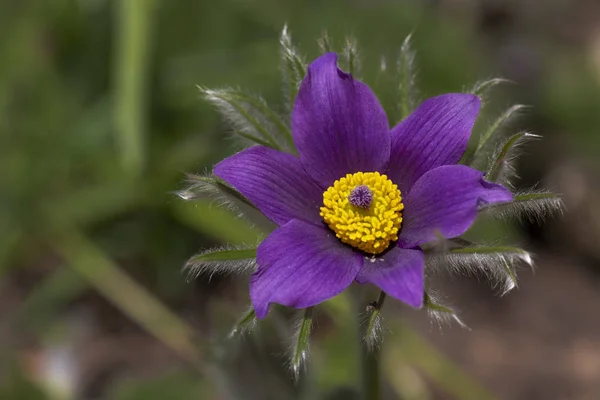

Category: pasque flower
[214, 53, 513, 318]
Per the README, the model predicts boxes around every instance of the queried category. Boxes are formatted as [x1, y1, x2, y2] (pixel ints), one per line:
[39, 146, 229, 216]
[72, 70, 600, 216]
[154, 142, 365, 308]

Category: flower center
[320, 172, 404, 255]
[348, 185, 373, 208]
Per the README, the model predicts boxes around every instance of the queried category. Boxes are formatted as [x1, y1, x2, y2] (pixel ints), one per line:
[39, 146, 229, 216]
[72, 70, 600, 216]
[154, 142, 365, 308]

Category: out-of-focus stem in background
[113, 0, 155, 177]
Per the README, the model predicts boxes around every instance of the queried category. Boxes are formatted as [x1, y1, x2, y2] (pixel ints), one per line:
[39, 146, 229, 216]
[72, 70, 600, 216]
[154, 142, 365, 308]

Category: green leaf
[228, 306, 257, 338]
[280, 25, 307, 117]
[291, 307, 314, 380]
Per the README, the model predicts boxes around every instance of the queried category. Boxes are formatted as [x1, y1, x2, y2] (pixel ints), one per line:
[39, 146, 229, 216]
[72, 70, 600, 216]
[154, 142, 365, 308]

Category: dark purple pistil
[349, 185, 373, 208]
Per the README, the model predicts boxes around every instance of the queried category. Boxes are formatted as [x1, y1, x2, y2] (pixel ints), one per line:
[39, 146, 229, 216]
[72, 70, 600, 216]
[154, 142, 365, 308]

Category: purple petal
[251, 219, 363, 318]
[214, 146, 323, 226]
[357, 247, 424, 308]
[387, 94, 480, 192]
[397, 165, 513, 248]
[292, 53, 390, 189]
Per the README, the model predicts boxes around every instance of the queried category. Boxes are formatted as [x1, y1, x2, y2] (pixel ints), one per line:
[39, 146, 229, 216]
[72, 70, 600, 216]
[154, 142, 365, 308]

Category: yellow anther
[320, 172, 403, 255]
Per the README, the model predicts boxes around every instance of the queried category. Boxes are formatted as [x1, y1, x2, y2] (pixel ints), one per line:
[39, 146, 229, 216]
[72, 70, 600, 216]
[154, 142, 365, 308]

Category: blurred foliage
[109, 370, 212, 400]
[0, 0, 597, 399]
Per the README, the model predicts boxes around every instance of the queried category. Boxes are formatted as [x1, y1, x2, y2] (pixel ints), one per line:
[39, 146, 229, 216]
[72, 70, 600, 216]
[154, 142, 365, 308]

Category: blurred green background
[2, 0, 600, 399]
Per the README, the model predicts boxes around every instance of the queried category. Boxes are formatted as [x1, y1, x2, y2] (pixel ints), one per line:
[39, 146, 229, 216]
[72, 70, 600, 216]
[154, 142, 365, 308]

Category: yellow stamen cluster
[320, 172, 403, 254]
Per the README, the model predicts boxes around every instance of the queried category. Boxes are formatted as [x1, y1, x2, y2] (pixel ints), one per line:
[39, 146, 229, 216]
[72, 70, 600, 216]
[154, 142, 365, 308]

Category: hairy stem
[361, 291, 386, 400]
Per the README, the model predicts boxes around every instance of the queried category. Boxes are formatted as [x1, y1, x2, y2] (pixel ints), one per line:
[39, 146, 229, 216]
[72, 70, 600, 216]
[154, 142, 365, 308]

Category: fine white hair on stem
[361, 291, 389, 351]
[361, 306, 384, 351]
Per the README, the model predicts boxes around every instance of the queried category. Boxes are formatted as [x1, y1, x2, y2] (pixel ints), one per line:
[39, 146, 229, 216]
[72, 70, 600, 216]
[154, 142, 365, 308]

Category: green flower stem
[362, 344, 380, 400]
[361, 290, 386, 400]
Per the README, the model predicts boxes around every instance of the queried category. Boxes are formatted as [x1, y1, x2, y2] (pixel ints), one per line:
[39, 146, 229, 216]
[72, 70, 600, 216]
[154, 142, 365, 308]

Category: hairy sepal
[466, 78, 512, 105]
[280, 25, 307, 118]
[228, 306, 257, 339]
[317, 30, 332, 54]
[185, 245, 257, 280]
[342, 36, 361, 76]
[198, 86, 293, 151]
[486, 132, 541, 186]
[397, 34, 418, 120]
[428, 245, 532, 295]
[289, 307, 313, 381]
[471, 104, 529, 168]
[482, 189, 564, 224]
[177, 173, 252, 206]
[424, 292, 468, 329]
[177, 172, 276, 236]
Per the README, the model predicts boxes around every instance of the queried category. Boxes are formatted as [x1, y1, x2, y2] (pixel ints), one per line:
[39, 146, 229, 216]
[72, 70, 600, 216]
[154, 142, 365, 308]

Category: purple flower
[214, 53, 513, 318]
